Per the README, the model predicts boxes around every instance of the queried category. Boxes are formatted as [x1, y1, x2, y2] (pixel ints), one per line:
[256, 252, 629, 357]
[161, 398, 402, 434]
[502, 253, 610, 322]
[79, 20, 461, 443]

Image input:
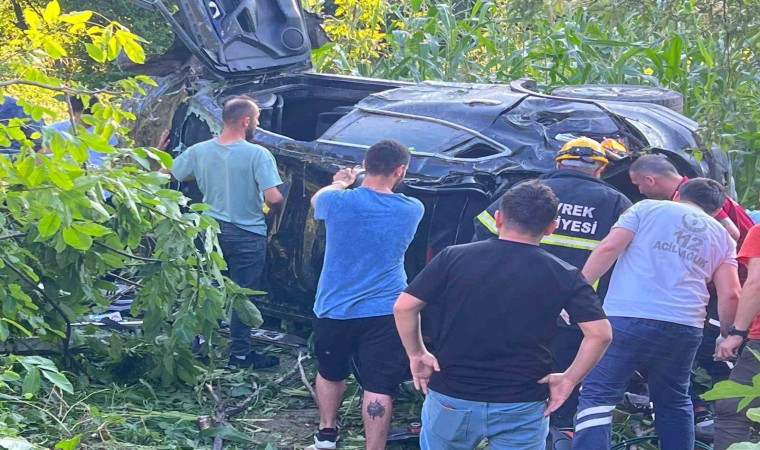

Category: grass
[3, 343, 425, 449]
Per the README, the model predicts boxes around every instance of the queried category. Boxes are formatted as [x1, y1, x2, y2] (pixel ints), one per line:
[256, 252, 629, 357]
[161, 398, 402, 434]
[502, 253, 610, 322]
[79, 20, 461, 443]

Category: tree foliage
[0, 0, 173, 118]
[0, 0, 259, 396]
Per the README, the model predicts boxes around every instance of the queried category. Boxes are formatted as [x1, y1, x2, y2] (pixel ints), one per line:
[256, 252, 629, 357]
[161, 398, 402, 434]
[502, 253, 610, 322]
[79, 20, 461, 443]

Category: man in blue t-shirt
[167, 95, 284, 369]
[308, 140, 424, 450]
[47, 95, 119, 167]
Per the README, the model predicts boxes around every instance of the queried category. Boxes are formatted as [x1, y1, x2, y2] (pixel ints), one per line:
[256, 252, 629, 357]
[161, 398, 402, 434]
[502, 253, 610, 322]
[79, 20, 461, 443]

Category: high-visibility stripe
[477, 211, 498, 234]
[576, 405, 615, 420]
[575, 416, 613, 432]
[541, 233, 600, 251]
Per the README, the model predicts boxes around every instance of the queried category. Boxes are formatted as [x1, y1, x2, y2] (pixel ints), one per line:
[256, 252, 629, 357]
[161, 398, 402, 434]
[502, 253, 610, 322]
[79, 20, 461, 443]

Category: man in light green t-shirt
[165, 95, 284, 368]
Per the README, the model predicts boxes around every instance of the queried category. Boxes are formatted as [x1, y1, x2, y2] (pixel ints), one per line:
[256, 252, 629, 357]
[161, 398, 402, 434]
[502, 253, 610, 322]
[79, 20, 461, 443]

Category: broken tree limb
[0, 80, 121, 95]
[204, 354, 308, 449]
[298, 351, 318, 407]
[205, 383, 227, 450]
[224, 356, 301, 417]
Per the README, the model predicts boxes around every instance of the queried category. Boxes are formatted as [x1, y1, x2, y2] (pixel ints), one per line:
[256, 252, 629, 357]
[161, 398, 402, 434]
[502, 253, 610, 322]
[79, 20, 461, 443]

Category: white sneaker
[305, 428, 338, 450]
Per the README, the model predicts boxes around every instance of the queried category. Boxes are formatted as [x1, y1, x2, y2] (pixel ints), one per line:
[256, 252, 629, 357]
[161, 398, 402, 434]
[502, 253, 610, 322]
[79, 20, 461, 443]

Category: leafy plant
[0, 0, 262, 386]
[702, 346, 760, 449]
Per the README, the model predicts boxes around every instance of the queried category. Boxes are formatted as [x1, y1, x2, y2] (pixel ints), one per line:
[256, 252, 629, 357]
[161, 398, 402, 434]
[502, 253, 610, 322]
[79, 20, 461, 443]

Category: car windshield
[321, 112, 471, 153]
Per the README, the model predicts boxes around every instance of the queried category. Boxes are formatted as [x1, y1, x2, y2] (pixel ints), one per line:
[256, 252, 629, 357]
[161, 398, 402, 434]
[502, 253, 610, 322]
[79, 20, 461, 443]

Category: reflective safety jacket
[473, 169, 632, 300]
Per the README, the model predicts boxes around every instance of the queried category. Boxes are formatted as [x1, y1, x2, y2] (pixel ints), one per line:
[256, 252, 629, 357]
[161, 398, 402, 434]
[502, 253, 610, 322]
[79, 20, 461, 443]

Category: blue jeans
[572, 317, 702, 450]
[421, 389, 548, 450]
[217, 221, 268, 357]
[551, 325, 585, 428]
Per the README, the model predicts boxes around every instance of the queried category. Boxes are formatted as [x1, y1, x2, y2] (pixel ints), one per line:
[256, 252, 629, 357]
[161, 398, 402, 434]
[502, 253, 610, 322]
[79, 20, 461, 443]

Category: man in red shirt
[629, 154, 754, 433]
[629, 155, 754, 246]
[713, 224, 760, 449]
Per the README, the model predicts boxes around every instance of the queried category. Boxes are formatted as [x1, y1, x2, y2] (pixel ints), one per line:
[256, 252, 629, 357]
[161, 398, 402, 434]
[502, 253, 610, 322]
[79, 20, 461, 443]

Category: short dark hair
[364, 140, 410, 176]
[222, 95, 257, 124]
[65, 95, 99, 115]
[629, 154, 679, 176]
[499, 180, 559, 236]
[678, 178, 726, 213]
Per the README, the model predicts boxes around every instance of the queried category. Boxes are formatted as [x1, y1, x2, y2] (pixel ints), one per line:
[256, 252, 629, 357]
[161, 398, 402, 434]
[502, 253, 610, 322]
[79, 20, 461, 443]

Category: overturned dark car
[129, 0, 734, 322]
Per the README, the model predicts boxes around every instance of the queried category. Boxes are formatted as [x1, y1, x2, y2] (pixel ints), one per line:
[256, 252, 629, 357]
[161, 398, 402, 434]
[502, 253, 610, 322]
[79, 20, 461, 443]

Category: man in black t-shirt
[393, 180, 612, 449]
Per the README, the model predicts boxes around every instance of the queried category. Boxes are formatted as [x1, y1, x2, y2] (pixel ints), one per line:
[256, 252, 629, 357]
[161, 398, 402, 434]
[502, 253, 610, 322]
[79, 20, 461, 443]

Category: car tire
[551, 84, 684, 113]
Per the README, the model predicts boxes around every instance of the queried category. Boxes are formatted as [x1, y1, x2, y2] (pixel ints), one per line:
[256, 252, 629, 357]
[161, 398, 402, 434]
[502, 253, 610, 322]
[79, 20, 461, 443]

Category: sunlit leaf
[37, 212, 62, 237]
[43, 37, 67, 58]
[43, 0, 61, 24]
[71, 222, 111, 237]
[60, 10, 92, 24]
[54, 434, 81, 450]
[121, 38, 146, 64]
[23, 9, 40, 29]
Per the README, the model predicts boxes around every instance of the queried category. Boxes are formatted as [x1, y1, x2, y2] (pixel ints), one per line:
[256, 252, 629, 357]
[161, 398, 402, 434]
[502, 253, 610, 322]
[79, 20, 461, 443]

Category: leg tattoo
[366, 400, 386, 420]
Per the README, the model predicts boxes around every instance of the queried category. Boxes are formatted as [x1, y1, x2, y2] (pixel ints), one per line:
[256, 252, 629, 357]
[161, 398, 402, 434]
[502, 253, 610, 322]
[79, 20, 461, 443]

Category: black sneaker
[306, 428, 339, 450]
[695, 408, 714, 440]
[228, 352, 280, 369]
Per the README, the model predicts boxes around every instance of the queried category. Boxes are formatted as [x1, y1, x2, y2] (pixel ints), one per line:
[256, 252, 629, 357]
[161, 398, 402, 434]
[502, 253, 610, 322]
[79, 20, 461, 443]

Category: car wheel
[551, 84, 684, 113]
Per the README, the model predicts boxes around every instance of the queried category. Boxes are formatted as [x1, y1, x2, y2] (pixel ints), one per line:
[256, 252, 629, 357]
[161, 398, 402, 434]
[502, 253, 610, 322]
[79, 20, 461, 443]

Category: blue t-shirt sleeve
[171, 145, 196, 181]
[314, 190, 339, 221]
[411, 198, 425, 223]
[613, 201, 643, 233]
[254, 150, 283, 192]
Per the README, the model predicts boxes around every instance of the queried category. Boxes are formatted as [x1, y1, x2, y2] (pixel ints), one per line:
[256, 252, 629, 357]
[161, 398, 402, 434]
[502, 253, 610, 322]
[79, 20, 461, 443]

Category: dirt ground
[236, 347, 423, 450]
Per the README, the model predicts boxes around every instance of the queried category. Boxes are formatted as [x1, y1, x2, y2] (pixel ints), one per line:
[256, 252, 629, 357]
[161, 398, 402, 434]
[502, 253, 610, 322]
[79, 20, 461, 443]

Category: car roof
[321, 81, 622, 162]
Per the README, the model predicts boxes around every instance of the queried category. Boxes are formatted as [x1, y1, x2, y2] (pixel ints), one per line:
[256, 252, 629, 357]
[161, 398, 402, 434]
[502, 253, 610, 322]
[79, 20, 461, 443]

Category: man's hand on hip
[409, 351, 440, 395]
[538, 373, 578, 417]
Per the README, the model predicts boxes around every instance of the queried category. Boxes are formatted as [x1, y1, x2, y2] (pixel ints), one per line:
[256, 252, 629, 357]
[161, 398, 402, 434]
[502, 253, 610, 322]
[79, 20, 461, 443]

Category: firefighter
[472, 137, 632, 427]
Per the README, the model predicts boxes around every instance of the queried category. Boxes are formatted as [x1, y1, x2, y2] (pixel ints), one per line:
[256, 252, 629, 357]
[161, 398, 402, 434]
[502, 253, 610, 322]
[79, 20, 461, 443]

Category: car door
[132, 0, 313, 77]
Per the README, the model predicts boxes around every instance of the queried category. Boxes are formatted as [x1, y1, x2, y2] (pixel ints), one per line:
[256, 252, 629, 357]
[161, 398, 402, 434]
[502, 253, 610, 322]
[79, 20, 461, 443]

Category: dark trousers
[573, 317, 702, 450]
[217, 221, 268, 357]
[714, 339, 760, 450]
[690, 323, 732, 408]
[551, 325, 585, 428]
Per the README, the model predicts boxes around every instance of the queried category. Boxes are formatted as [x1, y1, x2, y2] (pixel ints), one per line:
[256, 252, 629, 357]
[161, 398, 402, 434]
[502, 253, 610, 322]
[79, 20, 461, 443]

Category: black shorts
[314, 315, 409, 396]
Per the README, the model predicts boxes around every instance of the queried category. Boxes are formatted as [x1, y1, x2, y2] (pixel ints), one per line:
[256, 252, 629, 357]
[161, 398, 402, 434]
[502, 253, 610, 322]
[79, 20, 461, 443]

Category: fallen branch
[93, 241, 162, 263]
[0, 80, 121, 95]
[203, 351, 315, 449]
[206, 383, 226, 450]
[225, 356, 300, 417]
[0, 232, 27, 241]
[298, 351, 318, 407]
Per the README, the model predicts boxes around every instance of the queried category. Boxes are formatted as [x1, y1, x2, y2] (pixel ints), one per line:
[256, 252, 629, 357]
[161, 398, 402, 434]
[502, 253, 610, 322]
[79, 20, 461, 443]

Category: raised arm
[311, 168, 357, 208]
